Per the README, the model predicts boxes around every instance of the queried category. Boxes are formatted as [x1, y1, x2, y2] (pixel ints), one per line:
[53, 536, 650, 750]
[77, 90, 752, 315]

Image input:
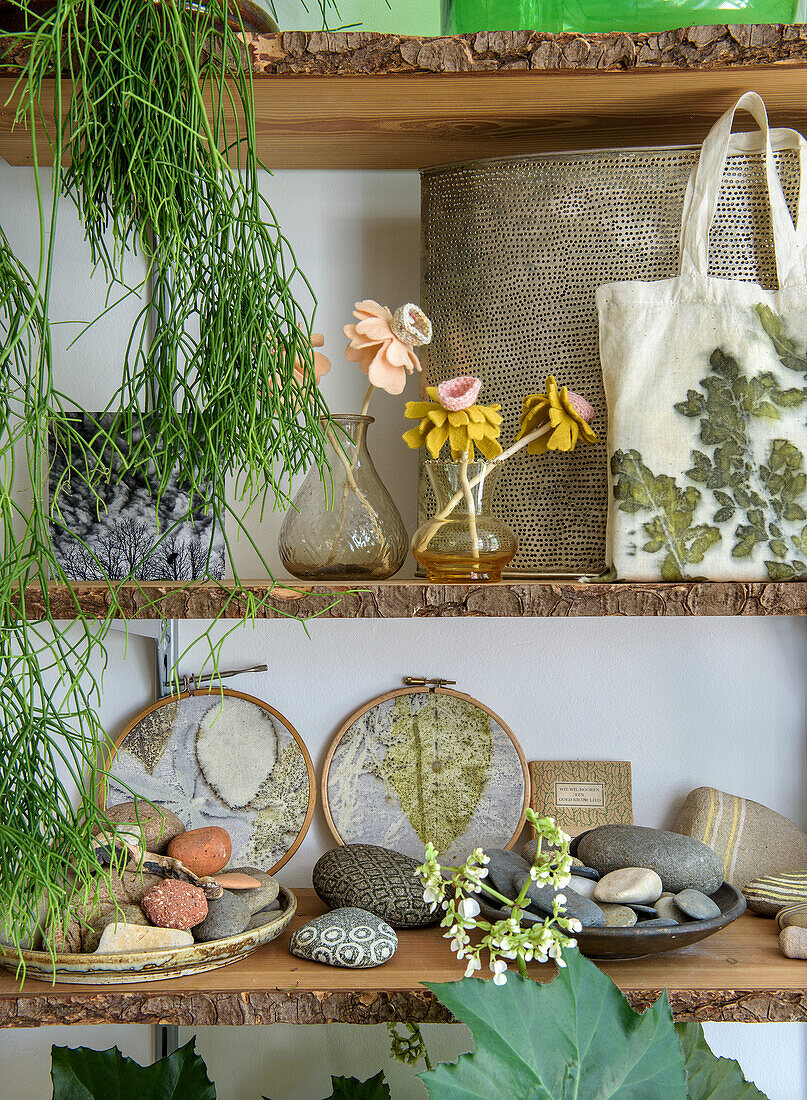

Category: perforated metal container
[420, 145, 801, 576]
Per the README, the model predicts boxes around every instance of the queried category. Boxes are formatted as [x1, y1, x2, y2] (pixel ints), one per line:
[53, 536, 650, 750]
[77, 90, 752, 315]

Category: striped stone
[673, 787, 807, 890]
[743, 872, 807, 917]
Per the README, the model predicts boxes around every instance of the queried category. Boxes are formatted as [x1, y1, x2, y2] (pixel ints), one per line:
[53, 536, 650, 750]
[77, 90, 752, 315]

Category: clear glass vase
[412, 460, 517, 583]
[278, 415, 408, 581]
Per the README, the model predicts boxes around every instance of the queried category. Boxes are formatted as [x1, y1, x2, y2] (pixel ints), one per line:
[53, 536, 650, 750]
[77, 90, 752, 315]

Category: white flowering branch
[416, 810, 580, 984]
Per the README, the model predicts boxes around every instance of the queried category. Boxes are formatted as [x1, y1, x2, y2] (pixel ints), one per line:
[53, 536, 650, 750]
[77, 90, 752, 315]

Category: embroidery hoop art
[101, 687, 316, 874]
[321, 686, 529, 859]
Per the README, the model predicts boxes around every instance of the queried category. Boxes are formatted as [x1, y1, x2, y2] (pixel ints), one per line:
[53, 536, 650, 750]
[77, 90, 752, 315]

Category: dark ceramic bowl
[480, 883, 745, 961]
[575, 883, 746, 960]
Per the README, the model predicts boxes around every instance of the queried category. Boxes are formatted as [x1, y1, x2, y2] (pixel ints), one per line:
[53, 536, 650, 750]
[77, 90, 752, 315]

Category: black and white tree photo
[49, 413, 225, 581]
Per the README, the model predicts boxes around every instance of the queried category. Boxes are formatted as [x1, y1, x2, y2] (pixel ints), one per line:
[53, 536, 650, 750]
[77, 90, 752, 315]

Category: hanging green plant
[0, 0, 343, 968]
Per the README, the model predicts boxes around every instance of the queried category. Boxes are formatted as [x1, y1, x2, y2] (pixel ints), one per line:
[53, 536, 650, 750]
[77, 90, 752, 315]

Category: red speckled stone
[167, 826, 232, 878]
[141, 880, 208, 930]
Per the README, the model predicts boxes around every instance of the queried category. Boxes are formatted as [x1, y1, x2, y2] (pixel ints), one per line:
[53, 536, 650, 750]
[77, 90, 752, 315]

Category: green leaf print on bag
[756, 304, 807, 376]
[675, 348, 807, 572]
[611, 450, 721, 580]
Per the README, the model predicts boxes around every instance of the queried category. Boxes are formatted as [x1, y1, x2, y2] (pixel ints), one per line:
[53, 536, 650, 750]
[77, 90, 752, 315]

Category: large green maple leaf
[421, 950, 686, 1100]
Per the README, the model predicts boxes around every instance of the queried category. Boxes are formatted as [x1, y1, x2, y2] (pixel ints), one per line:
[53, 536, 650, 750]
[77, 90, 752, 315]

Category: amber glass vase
[278, 415, 408, 581]
[412, 459, 517, 582]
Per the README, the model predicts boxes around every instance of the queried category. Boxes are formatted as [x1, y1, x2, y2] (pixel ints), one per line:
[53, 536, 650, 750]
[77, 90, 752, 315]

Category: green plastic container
[443, 0, 802, 33]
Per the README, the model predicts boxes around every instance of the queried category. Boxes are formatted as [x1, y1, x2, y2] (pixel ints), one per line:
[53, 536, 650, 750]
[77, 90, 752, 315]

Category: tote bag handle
[679, 91, 806, 288]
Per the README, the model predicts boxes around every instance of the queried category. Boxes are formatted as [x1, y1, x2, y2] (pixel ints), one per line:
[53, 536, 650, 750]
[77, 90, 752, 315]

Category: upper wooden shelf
[0, 890, 802, 1026]
[2, 27, 807, 168]
[20, 579, 807, 619]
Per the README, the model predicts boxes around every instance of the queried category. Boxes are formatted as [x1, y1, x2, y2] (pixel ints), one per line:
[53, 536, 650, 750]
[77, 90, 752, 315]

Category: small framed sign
[529, 760, 633, 836]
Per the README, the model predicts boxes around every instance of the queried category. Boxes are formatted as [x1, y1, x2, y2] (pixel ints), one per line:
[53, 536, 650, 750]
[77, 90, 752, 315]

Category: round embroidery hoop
[321, 685, 528, 863]
[102, 688, 315, 874]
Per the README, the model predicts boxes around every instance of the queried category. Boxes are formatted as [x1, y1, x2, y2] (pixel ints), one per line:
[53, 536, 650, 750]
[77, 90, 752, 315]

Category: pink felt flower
[437, 376, 482, 411]
[344, 300, 431, 396]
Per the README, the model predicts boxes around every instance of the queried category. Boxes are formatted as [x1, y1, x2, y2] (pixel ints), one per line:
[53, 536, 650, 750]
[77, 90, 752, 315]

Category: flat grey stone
[312, 845, 438, 929]
[627, 904, 658, 917]
[568, 876, 598, 898]
[577, 825, 724, 894]
[485, 848, 532, 897]
[289, 908, 397, 968]
[566, 865, 600, 881]
[675, 889, 721, 920]
[638, 917, 679, 928]
[512, 871, 606, 927]
[599, 903, 637, 928]
[655, 896, 688, 924]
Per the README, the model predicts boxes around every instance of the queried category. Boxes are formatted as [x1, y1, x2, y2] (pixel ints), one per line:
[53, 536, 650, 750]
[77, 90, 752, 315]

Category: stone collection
[289, 908, 397, 969]
[312, 845, 439, 929]
[674, 787, 807, 890]
[167, 826, 232, 878]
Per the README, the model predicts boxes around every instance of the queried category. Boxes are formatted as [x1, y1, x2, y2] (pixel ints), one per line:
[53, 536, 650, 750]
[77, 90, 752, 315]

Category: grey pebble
[654, 896, 688, 924]
[512, 871, 606, 928]
[485, 849, 531, 896]
[576, 825, 724, 895]
[637, 917, 680, 929]
[628, 904, 659, 917]
[599, 903, 637, 928]
[674, 889, 721, 920]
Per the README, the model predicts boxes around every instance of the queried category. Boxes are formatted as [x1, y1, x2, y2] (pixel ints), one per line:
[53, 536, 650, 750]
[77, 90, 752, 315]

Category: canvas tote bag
[598, 92, 807, 582]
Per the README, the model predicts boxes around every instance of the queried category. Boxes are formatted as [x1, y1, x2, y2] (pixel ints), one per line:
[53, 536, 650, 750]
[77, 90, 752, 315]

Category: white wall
[1, 159, 807, 1100]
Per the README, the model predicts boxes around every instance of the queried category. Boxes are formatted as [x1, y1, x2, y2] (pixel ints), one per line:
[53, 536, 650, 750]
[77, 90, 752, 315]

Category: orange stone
[167, 826, 232, 878]
[215, 873, 262, 890]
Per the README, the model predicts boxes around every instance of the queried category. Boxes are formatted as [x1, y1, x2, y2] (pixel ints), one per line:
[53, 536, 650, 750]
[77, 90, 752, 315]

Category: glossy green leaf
[51, 1039, 216, 1100]
[677, 1022, 768, 1099]
[421, 949, 687, 1100]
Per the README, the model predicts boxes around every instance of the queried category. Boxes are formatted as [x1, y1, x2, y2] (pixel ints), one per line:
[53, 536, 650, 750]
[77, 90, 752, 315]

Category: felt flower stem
[459, 452, 480, 560]
[322, 413, 389, 570]
[414, 422, 553, 553]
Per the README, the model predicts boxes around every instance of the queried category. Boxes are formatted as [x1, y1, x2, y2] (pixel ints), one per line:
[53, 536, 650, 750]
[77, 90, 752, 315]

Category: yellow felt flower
[403, 386, 503, 461]
[517, 376, 599, 454]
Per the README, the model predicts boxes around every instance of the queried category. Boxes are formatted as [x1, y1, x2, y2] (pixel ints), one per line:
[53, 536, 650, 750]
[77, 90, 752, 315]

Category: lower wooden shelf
[0, 890, 803, 1027]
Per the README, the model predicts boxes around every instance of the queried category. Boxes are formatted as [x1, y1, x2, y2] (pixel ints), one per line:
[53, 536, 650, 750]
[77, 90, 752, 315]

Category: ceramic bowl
[0, 886, 296, 984]
[575, 883, 746, 959]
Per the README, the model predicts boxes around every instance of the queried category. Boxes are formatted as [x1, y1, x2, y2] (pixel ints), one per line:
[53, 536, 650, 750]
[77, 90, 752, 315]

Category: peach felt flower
[344, 301, 432, 396]
[293, 333, 331, 386]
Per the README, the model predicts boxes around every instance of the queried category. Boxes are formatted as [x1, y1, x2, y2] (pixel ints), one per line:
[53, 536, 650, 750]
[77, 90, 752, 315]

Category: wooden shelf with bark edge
[0, 891, 803, 1026]
[19, 579, 807, 619]
[3, 27, 807, 169]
